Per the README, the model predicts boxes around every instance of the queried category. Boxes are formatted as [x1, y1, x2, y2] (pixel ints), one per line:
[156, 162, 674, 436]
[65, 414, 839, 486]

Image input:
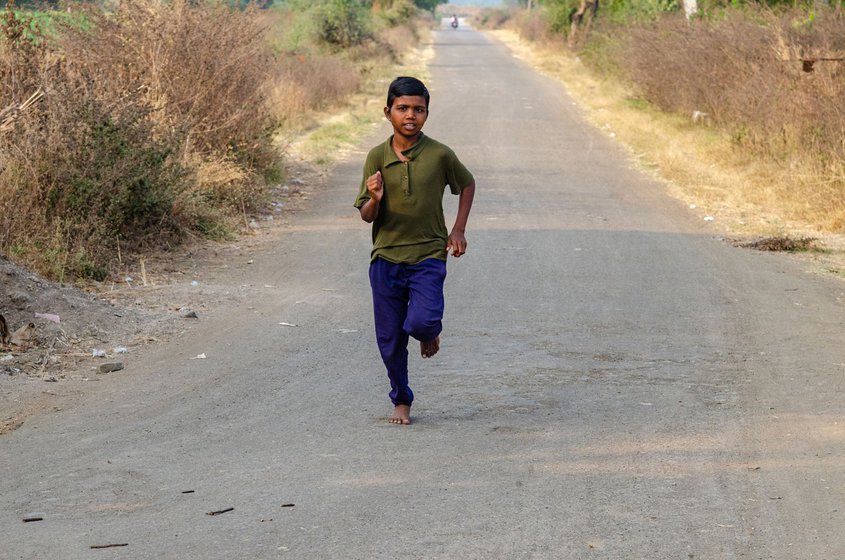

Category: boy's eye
[415, 107, 426, 113]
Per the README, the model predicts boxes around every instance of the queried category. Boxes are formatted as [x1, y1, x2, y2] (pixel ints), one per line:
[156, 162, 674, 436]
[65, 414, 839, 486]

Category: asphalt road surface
[4, 25, 845, 560]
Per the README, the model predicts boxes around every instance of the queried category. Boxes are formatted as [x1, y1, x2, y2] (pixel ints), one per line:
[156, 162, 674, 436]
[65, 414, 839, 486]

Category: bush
[475, 8, 514, 30]
[0, 0, 281, 279]
[270, 52, 362, 130]
[616, 7, 845, 166]
[312, 0, 372, 50]
[0, 0, 427, 279]
[377, 0, 418, 27]
[513, 8, 556, 42]
[578, 5, 845, 230]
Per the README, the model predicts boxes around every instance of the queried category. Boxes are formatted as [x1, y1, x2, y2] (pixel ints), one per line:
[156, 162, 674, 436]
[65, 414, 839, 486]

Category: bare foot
[420, 336, 440, 358]
[389, 404, 411, 425]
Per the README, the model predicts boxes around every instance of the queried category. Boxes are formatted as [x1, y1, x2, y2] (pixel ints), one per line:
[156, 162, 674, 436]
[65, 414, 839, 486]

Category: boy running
[355, 76, 476, 425]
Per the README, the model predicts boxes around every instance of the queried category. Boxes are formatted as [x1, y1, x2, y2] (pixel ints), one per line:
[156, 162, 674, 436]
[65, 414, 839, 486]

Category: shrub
[0, 0, 281, 279]
[377, 0, 418, 27]
[312, 0, 373, 50]
[59, 1, 278, 168]
[513, 8, 555, 42]
[616, 7, 845, 166]
[270, 52, 362, 131]
[475, 8, 514, 30]
[584, 5, 845, 230]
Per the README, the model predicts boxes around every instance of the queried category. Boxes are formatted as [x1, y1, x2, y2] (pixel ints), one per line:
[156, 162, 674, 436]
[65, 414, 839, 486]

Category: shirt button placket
[402, 161, 410, 196]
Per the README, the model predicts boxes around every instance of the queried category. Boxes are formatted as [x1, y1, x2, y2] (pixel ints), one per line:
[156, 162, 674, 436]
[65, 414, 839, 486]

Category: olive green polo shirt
[354, 133, 474, 264]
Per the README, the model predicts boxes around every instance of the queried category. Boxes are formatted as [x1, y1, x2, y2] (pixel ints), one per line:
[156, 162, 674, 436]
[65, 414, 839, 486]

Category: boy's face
[384, 95, 428, 141]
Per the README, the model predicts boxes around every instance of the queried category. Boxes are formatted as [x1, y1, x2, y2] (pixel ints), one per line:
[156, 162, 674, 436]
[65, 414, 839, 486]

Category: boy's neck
[391, 132, 422, 155]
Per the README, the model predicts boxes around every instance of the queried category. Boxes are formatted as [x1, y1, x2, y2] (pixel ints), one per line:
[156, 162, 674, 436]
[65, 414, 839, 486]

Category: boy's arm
[359, 171, 383, 223]
[447, 180, 475, 258]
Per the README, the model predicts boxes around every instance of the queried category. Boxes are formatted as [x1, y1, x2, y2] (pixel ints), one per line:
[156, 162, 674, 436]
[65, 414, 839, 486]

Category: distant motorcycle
[451, 16, 458, 29]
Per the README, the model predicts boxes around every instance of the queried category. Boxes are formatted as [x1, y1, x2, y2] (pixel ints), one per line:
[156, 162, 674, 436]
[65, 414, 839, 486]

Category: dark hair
[386, 76, 430, 109]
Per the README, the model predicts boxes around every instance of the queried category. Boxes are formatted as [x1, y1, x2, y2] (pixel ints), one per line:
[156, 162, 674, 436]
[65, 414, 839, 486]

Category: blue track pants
[369, 257, 446, 406]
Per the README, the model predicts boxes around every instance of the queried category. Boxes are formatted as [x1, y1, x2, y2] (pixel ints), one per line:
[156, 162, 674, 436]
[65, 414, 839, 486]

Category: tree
[413, 0, 446, 14]
[568, 0, 598, 47]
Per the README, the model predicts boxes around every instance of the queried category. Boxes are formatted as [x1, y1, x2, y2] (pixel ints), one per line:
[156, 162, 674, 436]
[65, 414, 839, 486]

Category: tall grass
[0, 0, 281, 279]
[0, 0, 427, 280]
[610, 7, 845, 230]
[490, 3, 845, 233]
[265, 0, 423, 134]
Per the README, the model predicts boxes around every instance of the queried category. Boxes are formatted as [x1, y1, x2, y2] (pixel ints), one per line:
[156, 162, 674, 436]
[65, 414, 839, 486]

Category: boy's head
[386, 76, 430, 109]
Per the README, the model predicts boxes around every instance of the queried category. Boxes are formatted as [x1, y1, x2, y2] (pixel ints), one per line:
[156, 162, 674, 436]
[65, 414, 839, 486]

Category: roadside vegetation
[478, 0, 845, 242]
[0, 0, 437, 282]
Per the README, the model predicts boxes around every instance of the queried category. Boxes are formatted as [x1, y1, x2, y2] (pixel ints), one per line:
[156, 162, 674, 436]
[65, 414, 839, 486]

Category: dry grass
[287, 40, 435, 167]
[613, 9, 845, 232]
[60, 0, 279, 168]
[0, 0, 432, 281]
[0, 1, 283, 279]
[270, 52, 362, 132]
[490, 25, 845, 243]
[0, 0, 431, 281]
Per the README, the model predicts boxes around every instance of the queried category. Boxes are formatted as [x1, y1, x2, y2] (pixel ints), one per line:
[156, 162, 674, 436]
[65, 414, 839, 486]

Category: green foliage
[378, 0, 418, 26]
[268, 7, 316, 53]
[273, 0, 375, 51]
[312, 0, 372, 49]
[537, 0, 682, 32]
[69, 249, 109, 282]
[538, 0, 573, 33]
[412, 0, 446, 14]
[2, 0, 89, 44]
[42, 101, 183, 251]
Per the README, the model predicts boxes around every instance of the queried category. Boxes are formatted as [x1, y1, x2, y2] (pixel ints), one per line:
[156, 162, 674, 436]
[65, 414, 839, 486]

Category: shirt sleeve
[354, 149, 381, 209]
[445, 149, 474, 195]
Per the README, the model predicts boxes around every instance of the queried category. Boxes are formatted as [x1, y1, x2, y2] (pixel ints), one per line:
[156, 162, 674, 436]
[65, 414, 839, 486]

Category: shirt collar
[383, 133, 427, 166]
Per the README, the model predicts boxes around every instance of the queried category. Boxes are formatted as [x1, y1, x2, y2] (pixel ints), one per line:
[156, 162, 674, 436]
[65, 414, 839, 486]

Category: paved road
[4, 26, 845, 560]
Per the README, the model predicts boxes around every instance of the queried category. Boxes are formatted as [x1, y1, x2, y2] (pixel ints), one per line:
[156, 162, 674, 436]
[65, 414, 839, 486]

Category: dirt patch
[0, 159, 326, 435]
[733, 236, 820, 252]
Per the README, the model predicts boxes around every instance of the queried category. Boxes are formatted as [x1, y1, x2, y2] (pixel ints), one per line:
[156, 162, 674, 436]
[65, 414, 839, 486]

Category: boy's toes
[420, 336, 440, 358]
[389, 404, 411, 425]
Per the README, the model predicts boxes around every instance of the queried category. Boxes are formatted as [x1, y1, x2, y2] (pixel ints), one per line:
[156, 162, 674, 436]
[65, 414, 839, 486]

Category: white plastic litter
[34, 313, 61, 323]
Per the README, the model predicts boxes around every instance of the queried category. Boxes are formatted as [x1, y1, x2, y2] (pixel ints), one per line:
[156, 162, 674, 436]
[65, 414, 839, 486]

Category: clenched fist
[367, 170, 383, 201]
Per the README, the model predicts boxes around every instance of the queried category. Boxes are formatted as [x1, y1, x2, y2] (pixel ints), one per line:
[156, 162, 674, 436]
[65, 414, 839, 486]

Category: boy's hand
[447, 230, 467, 258]
[366, 170, 383, 201]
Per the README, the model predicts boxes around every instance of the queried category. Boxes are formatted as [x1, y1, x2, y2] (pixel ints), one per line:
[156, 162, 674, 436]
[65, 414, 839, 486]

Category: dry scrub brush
[59, 0, 282, 227]
[270, 51, 362, 132]
[1, 0, 426, 280]
[0, 0, 281, 280]
[611, 7, 845, 231]
[263, 1, 423, 134]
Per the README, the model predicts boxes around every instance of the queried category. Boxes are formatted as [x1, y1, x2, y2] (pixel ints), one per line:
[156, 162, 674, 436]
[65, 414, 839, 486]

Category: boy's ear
[383, 106, 390, 118]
